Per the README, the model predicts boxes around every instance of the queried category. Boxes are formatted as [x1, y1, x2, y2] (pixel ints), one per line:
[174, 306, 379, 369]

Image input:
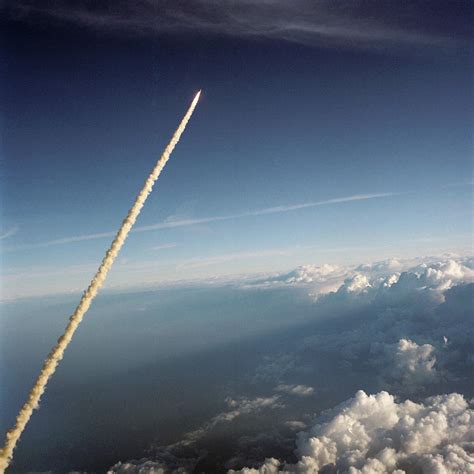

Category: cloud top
[231, 390, 474, 473]
[105, 255, 473, 473]
[391, 338, 437, 386]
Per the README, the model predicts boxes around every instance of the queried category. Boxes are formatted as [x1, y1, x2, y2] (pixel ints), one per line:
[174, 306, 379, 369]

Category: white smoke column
[0, 91, 201, 473]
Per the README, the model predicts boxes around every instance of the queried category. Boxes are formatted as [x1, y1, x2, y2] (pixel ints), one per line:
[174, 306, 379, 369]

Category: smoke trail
[0, 91, 201, 473]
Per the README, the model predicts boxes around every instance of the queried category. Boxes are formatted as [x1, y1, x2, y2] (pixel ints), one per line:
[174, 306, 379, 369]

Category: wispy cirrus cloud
[7, 1, 468, 51]
[151, 243, 177, 251]
[0, 226, 19, 241]
[5, 192, 396, 251]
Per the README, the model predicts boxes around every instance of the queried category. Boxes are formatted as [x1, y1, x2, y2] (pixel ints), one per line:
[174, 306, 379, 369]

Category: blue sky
[1, 1, 472, 299]
[1, 4, 473, 472]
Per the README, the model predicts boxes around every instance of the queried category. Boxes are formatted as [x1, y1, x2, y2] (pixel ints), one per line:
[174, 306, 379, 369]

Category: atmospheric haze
[1, 256, 473, 472]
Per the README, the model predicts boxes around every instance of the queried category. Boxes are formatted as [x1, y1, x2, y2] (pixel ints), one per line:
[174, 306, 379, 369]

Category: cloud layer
[103, 255, 473, 473]
[8, 1, 469, 51]
[231, 390, 474, 473]
[236, 257, 473, 471]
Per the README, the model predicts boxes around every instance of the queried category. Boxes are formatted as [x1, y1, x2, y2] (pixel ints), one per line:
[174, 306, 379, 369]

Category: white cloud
[179, 395, 284, 447]
[355, 258, 403, 274]
[108, 459, 189, 473]
[8, 2, 463, 51]
[340, 273, 372, 294]
[275, 384, 314, 397]
[230, 457, 281, 474]
[369, 339, 439, 395]
[247, 263, 348, 296]
[222, 397, 284, 423]
[278, 264, 339, 285]
[307, 257, 473, 387]
[390, 338, 437, 387]
[246, 256, 473, 399]
[230, 390, 474, 473]
[319, 257, 474, 305]
[284, 421, 307, 431]
[107, 256, 473, 472]
[245, 256, 472, 297]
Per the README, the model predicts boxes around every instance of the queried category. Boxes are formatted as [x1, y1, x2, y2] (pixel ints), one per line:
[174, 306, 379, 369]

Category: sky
[1, 3, 474, 473]
[1, 2, 473, 300]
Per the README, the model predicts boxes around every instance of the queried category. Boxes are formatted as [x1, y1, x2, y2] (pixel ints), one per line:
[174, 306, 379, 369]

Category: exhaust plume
[0, 91, 201, 473]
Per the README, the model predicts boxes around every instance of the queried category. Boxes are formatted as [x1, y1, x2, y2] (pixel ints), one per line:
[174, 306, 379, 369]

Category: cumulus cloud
[109, 256, 473, 472]
[225, 256, 472, 471]
[280, 264, 340, 285]
[276, 384, 314, 398]
[339, 273, 372, 295]
[226, 259, 472, 471]
[109, 458, 191, 474]
[330, 258, 473, 301]
[222, 397, 285, 423]
[230, 456, 281, 474]
[312, 258, 474, 320]
[355, 258, 403, 274]
[244, 257, 474, 396]
[387, 338, 438, 390]
[243, 256, 474, 411]
[230, 390, 474, 473]
[284, 421, 307, 431]
[303, 258, 473, 390]
[247, 264, 348, 296]
[247, 256, 474, 298]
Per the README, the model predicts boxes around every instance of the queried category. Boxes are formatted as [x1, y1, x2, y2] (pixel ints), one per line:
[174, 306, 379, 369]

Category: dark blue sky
[1, 1, 472, 298]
